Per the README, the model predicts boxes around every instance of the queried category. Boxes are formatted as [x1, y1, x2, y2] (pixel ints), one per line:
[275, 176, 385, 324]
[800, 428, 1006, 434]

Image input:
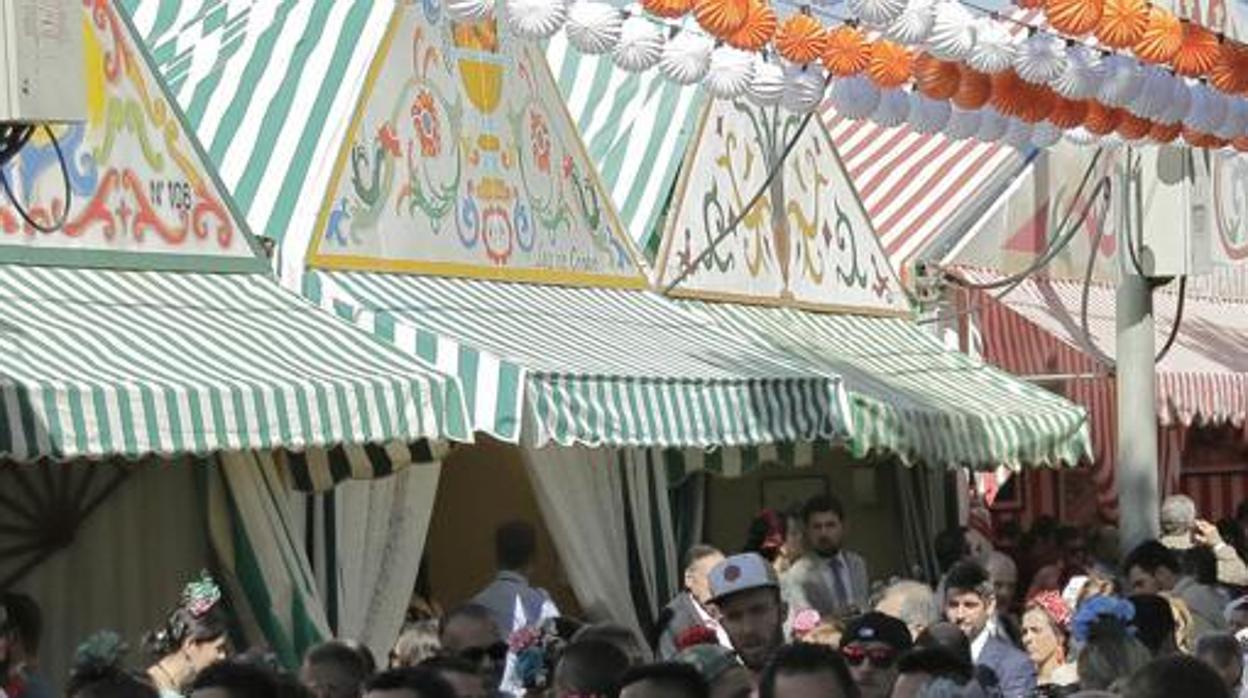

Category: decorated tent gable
[306, 2, 645, 287]
[0, 2, 264, 272]
[654, 99, 910, 316]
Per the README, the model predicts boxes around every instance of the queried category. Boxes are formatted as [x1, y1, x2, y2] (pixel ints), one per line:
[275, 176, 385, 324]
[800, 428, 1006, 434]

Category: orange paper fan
[1083, 101, 1123, 134]
[1016, 0, 1045, 9]
[914, 53, 962, 100]
[953, 66, 993, 110]
[1210, 42, 1248, 94]
[724, 0, 778, 50]
[775, 13, 828, 65]
[822, 25, 870, 76]
[643, 0, 695, 18]
[1048, 97, 1090, 128]
[1172, 22, 1222, 77]
[1116, 111, 1153, 139]
[1149, 120, 1183, 142]
[1018, 85, 1057, 123]
[1095, 0, 1149, 48]
[1234, 136, 1248, 152]
[1047, 0, 1103, 36]
[1183, 127, 1227, 148]
[990, 70, 1030, 118]
[1133, 5, 1183, 64]
[866, 40, 914, 88]
[693, 0, 751, 38]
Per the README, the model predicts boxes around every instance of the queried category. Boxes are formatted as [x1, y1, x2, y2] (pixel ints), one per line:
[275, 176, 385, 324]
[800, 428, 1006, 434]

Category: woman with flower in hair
[1072, 596, 1151, 692]
[68, 631, 159, 698]
[1019, 592, 1077, 691]
[144, 573, 230, 698]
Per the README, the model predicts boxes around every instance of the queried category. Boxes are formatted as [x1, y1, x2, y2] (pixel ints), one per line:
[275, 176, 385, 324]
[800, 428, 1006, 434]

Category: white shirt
[970, 627, 990, 663]
[693, 594, 734, 648]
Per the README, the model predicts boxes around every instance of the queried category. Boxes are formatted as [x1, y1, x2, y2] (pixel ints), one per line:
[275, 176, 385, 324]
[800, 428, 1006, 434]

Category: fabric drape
[623, 449, 680, 626]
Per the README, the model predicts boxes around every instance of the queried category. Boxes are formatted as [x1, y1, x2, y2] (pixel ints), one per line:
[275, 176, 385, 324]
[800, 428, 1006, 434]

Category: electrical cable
[0, 124, 73, 233]
[1154, 275, 1185, 363]
[1078, 186, 1117, 368]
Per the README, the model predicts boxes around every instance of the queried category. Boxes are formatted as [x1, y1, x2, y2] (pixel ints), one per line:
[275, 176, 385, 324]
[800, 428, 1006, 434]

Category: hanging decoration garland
[725, 0, 778, 50]
[866, 40, 916, 88]
[775, 12, 828, 64]
[952, 65, 993, 109]
[822, 24, 872, 75]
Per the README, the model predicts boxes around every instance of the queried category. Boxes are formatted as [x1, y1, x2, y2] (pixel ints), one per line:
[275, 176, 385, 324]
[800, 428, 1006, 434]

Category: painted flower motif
[530, 112, 551, 173]
[410, 90, 441, 157]
[508, 625, 542, 653]
[562, 155, 575, 180]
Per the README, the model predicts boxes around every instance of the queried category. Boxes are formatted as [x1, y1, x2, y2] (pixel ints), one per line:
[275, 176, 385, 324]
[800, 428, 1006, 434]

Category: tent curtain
[669, 472, 707, 563]
[622, 449, 679, 628]
[895, 462, 945, 584]
[521, 445, 645, 638]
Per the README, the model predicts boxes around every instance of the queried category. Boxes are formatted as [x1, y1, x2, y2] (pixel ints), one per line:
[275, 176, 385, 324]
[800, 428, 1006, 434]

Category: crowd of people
[4, 493, 1248, 698]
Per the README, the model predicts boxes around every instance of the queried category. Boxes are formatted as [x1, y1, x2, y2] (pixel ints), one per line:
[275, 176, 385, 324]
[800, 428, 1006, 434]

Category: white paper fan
[832, 76, 883, 119]
[1215, 98, 1248, 140]
[872, 88, 913, 127]
[612, 16, 665, 72]
[659, 31, 714, 85]
[1098, 54, 1144, 108]
[1004, 118, 1034, 148]
[565, 1, 623, 55]
[782, 65, 828, 113]
[1160, 77, 1192, 125]
[967, 18, 1017, 74]
[976, 108, 1009, 141]
[1030, 122, 1062, 148]
[944, 106, 983, 139]
[885, 0, 937, 44]
[506, 0, 570, 40]
[850, 0, 910, 27]
[704, 46, 756, 99]
[1185, 82, 1227, 134]
[1052, 44, 1105, 100]
[1128, 66, 1173, 120]
[926, 1, 978, 61]
[446, 0, 493, 23]
[908, 93, 952, 133]
[1064, 126, 1097, 145]
[1013, 33, 1067, 85]
[747, 57, 786, 107]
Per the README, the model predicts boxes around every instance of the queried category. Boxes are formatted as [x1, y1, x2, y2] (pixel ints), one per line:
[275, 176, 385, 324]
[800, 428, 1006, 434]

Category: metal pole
[1116, 271, 1159, 554]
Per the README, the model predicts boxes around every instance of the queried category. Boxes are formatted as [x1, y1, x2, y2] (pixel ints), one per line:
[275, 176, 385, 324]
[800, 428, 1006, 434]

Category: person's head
[495, 520, 538, 573]
[573, 623, 652, 666]
[391, 621, 440, 669]
[890, 647, 974, 698]
[758, 643, 859, 698]
[1128, 594, 1179, 657]
[1196, 633, 1243, 695]
[838, 612, 912, 698]
[782, 509, 806, 560]
[1123, 541, 1180, 594]
[684, 545, 726, 606]
[745, 510, 787, 563]
[802, 495, 847, 557]
[913, 623, 971, 668]
[1020, 592, 1070, 670]
[69, 631, 160, 698]
[982, 552, 1018, 612]
[933, 528, 970, 575]
[554, 639, 630, 698]
[362, 668, 456, 698]
[942, 562, 994, 641]
[1159, 495, 1198, 537]
[437, 605, 504, 688]
[619, 662, 709, 698]
[1, 593, 40, 666]
[673, 644, 752, 698]
[1182, 545, 1218, 586]
[144, 574, 230, 686]
[707, 554, 786, 671]
[418, 656, 487, 698]
[1076, 611, 1152, 691]
[1122, 655, 1231, 698]
[189, 659, 280, 698]
[875, 581, 938, 641]
[1056, 526, 1090, 569]
[301, 641, 371, 698]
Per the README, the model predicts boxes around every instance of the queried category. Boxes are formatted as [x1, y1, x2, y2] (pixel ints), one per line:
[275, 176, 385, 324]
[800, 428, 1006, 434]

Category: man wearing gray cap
[707, 552, 789, 677]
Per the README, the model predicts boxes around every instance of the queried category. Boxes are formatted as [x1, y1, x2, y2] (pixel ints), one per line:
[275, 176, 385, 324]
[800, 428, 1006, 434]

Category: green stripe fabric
[684, 302, 1092, 471]
[545, 28, 704, 260]
[0, 265, 468, 462]
[304, 270, 850, 449]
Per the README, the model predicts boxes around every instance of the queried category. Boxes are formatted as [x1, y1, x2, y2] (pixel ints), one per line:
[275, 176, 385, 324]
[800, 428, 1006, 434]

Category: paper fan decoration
[821, 25, 871, 76]
[1210, 43, 1248, 95]
[565, 1, 623, 54]
[694, 0, 750, 37]
[1052, 44, 1106, 100]
[1048, 96, 1089, 128]
[446, 0, 493, 22]
[1172, 22, 1221, 77]
[1098, 54, 1144, 107]
[1019, 84, 1057, 122]
[1116, 110, 1153, 139]
[1083, 101, 1123, 134]
[927, 2, 978, 61]
[659, 31, 715, 84]
[775, 13, 828, 65]
[1149, 119, 1182, 142]
[747, 56, 787, 106]
[945, 106, 984, 138]
[1183, 127, 1226, 149]
[1095, 0, 1149, 48]
[914, 52, 962, 99]
[885, 0, 937, 44]
[506, 0, 570, 39]
[1215, 99, 1248, 140]
[1235, 136, 1248, 152]
[1185, 82, 1227, 133]
[643, 0, 695, 18]
[1127, 65, 1172, 119]
[976, 107, 1010, 141]
[1133, 5, 1183, 65]
[908, 93, 952, 132]
[704, 46, 756, 98]
[1047, 0, 1103, 36]
[1004, 118, 1035, 148]
[1098, 132, 1126, 148]
[871, 88, 913, 126]
[952, 66, 992, 109]
[989, 70, 1031, 117]
[1064, 126, 1098, 144]
[613, 16, 665, 72]
[867, 40, 914, 88]
[1031, 121, 1062, 147]
[782, 65, 828, 112]
[1016, 0, 1044, 9]
[831, 75, 883, 119]
[725, 0, 777, 50]
[1013, 33, 1068, 85]
[967, 18, 1018, 74]
[850, 0, 910, 27]
[1160, 77, 1192, 124]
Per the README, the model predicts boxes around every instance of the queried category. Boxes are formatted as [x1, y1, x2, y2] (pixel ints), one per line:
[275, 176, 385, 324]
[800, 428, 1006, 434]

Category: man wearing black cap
[839, 612, 912, 698]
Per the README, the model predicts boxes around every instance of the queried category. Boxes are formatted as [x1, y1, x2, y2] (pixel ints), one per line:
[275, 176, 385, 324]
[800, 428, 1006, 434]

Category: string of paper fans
[480, 0, 1248, 152]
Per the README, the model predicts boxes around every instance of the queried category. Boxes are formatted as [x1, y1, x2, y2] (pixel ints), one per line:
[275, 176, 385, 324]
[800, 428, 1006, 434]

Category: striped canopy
[0, 264, 469, 463]
[684, 301, 1092, 470]
[305, 270, 849, 449]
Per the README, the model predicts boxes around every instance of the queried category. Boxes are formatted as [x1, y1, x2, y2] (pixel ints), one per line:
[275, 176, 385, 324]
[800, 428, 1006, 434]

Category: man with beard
[943, 561, 1034, 698]
[782, 495, 869, 617]
[838, 612, 911, 698]
[707, 553, 788, 678]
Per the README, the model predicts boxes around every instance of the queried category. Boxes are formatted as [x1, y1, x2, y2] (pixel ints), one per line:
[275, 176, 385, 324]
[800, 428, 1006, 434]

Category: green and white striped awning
[305, 270, 850, 449]
[684, 302, 1092, 470]
[0, 265, 469, 464]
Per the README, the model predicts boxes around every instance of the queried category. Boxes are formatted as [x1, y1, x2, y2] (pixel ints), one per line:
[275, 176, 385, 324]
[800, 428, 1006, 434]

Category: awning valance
[683, 301, 1092, 470]
[0, 265, 469, 463]
[305, 271, 850, 449]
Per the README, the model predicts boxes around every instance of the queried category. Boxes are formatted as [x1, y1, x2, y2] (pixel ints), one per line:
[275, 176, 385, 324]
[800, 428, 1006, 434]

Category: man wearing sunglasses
[438, 604, 506, 694]
[838, 612, 912, 698]
[707, 553, 788, 678]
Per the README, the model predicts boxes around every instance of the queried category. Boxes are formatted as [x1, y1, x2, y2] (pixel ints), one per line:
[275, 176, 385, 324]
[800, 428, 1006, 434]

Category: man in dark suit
[655, 544, 729, 658]
[781, 495, 870, 618]
[943, 560, 1036, 698]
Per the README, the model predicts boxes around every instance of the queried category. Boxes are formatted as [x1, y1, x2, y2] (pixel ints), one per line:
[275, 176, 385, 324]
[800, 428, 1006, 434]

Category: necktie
[830, 555, 849, 608]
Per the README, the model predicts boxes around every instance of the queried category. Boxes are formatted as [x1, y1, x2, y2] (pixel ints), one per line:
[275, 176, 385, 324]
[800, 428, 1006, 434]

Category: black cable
[0, 124, 73, 233]
[1078, 187, 1116, 368]
[1155, 275, 1185, 363]
[1122, 148, 1148, 277]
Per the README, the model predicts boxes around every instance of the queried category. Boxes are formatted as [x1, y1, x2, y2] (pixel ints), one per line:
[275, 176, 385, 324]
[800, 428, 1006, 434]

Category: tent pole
[1115, 270, 1159, 554]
